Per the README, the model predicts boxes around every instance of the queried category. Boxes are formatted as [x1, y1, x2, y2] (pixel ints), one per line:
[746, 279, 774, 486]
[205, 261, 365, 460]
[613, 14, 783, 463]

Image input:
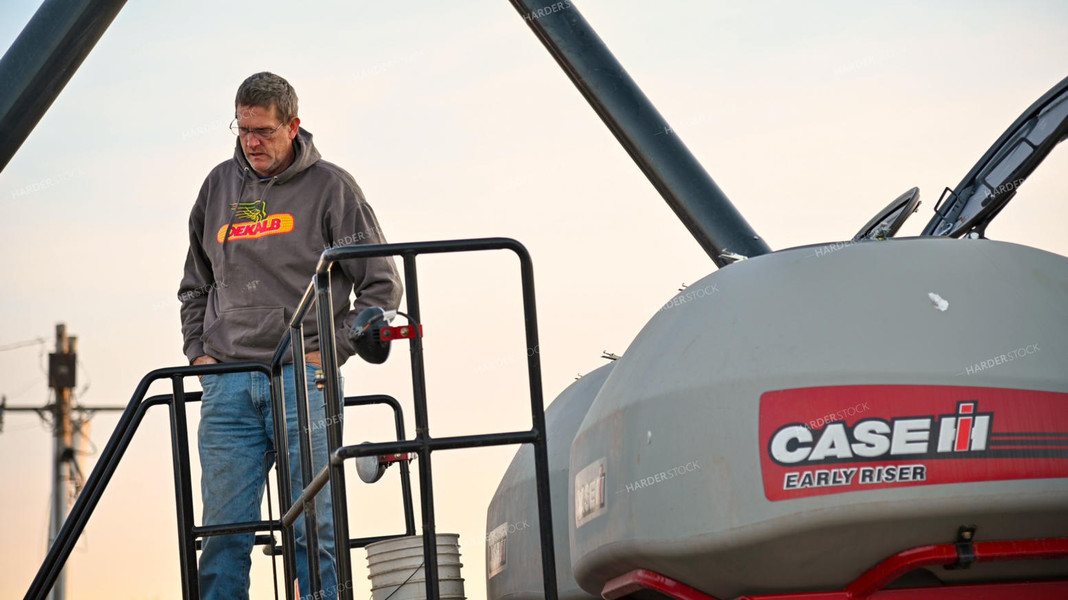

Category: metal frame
[341, 394, 417, 549]
[26, 237, 556, 600]
[23, 363, 419, 600]
[270, 393, 417, 556]
[24, 362, 276, 600]
[601, 537, 1068, 600]
[273, 237, 558, 600]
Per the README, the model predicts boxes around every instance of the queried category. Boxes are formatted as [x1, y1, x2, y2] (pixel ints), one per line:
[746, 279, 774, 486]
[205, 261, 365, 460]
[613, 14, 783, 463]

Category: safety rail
[341, 394, 417, 550]
[270, 393, 417, 555]
[26, 236, 557, 600]
[24, 362, 274, 600]
[23, 360, 417, 600]
[274, 237, 558, 600]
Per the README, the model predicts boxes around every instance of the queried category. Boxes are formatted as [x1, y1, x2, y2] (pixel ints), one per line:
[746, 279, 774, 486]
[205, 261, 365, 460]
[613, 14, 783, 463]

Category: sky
[1, 1, 1067, 599]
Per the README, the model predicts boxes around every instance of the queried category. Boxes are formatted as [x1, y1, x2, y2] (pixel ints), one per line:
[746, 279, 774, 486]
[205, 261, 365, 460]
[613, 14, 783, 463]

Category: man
[179, 72, 402, 600]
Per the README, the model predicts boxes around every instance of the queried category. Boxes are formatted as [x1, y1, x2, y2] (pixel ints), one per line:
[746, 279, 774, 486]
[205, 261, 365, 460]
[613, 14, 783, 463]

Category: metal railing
[273, 237, 558, 600]
[25, 236, 558, 600]
[22, 365, 417, 600]
[24, 362, 276, 600]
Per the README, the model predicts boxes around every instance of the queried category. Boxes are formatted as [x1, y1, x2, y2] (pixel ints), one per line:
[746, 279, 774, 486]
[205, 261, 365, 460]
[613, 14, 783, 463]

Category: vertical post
[313, 270, 354, 600]
[517, 250, 558, 600]
[48, 323, 72, 600]
[169, 375, 200, 600]
[270, 361, 298, 600]
[401, 254, 441, 600]
[392, 406, 416, 538]
[290, 326, 323, 597]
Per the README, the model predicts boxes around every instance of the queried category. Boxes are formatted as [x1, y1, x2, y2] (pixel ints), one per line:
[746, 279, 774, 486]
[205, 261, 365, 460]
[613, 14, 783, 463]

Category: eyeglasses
[230, 119, 286, 140]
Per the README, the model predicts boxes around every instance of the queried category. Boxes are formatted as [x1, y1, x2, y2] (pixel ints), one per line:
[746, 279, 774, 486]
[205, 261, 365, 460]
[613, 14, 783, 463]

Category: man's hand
[193, 355, 218, 382]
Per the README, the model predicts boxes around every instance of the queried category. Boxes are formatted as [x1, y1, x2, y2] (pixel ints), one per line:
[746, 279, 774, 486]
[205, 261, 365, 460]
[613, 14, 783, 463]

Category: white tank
[569, 238, 1068, 598]
[486, 364, 613, 600]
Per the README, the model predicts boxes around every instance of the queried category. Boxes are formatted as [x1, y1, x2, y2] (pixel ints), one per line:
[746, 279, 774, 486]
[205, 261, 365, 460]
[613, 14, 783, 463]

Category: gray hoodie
[179, 128, 402, 365]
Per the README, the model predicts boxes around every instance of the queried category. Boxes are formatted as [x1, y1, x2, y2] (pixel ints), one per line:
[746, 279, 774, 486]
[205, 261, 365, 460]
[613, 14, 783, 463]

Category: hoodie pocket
[201, 306, 288, 360]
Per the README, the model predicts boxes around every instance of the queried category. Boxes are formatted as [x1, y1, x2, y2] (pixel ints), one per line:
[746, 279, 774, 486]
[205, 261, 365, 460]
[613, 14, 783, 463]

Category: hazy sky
[1, 1, 1066, 599]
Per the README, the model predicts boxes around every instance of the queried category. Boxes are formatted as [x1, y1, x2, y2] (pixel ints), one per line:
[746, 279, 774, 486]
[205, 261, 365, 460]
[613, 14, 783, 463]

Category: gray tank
[568, 237, 1068, 598]
[486, 364, 614, 600]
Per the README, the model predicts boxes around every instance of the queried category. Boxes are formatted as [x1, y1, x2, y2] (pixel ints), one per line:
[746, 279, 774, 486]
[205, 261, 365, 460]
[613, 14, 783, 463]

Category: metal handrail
[27, 237, 558, 600]
[25, 365, 418, 600]
[271, 237, 558, 600]
[275, 394, 416, 551]
[343, 393, 417, 541]
[24, 362, 275, 600]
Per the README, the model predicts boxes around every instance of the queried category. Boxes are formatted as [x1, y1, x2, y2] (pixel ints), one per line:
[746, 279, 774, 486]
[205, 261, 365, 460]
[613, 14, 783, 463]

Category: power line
[0, 337, 46, 352]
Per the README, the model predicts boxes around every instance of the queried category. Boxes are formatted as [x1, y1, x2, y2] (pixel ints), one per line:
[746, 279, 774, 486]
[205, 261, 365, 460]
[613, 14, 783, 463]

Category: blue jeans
[198, 364, 339, 600]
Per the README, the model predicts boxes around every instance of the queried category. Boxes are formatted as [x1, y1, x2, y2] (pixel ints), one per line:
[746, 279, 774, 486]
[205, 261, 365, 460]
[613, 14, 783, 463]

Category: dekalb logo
[217, 201, 294, 243]
[217, 214, 294, 242]
[769, 401, 991, 465]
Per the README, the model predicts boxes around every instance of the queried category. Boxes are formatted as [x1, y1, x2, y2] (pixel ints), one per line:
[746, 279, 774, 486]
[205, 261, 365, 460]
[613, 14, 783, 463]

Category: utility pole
[0, 323, 124, 600]
[48, 324, 76, 600]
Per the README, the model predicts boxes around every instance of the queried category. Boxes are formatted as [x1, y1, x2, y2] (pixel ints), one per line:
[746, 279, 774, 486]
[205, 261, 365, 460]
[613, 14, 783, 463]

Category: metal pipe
[168, 375, 200, 600]
[400, 254, 444, 600]
[269, 359, 298, 600]
[0, 0, 127, 173]
[341, 395, 415, 536]
[287, 282, 317, 330]
[349, 534, 412, 549]
[317, 238, 530, 272]
[261, 449, 282, 600]
[506, 1, 771, 266]
[310, 238, 559, 598]
[289, 325, 323, 597]
[279, 395, 416, 551]
[196, 533, 278, 550]
[192, 521, 280, 538]
[26, 389, 164, 599]
[515, 237, 560, 600]
[282, 464, 332, 528]
[332, 430, 540, 461]
[25, 364, 266, 600]
[313, 270, 355, 600]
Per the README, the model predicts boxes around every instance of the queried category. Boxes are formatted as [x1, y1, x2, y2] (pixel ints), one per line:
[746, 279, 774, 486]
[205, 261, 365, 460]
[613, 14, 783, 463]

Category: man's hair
[235, 72, 299, 123]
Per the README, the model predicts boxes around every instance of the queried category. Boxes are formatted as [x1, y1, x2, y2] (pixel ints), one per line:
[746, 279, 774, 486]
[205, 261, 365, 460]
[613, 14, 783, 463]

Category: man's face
[235, 104, 300, 177]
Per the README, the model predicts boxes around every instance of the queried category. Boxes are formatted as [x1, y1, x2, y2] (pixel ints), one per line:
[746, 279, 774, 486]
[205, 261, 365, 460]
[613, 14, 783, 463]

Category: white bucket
[366, 533, 465, 600]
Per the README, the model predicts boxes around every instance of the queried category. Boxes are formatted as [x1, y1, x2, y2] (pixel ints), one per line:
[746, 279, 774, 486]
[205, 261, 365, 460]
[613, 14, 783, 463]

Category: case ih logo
[759, 386, 1068, 501]
[946, 402, 986, 452]
[769, 401, 991, 465]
